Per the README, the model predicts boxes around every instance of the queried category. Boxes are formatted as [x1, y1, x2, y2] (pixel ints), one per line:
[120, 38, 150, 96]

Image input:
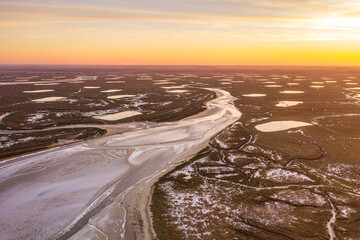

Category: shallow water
[93, 111, 142, 121]
[242, 94, 266, 97]
[275, 101, 303, 107]
[84, 86, 101, 89]
[167, 90, 189, 93]
[0, 88, 240, 240]
[23, 90, 54, 93]
[265, 85, 282, 88]
[32, 97, 65, 102]
[106, 81, 125, 83]
[255, 120, 312, 132]
[280, 90, 304, 94]
[161, 86, 185, 89]
[101, 89, 122, 93]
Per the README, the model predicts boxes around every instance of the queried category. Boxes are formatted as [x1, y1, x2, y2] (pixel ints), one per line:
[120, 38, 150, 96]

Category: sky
[1, 0, 360, 65]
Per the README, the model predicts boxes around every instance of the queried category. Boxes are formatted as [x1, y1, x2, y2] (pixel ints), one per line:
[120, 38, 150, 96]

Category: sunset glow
[1, 0, 360, 65]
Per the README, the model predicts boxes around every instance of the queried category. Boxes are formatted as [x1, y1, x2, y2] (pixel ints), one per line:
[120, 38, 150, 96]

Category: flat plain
[1, 66, 360, 239]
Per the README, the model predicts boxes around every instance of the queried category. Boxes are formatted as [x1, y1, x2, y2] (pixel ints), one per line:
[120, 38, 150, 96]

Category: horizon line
[1, 64, 360, 68]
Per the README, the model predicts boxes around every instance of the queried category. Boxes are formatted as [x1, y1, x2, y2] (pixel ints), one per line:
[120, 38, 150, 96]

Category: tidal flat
[0, 66, 360, 240]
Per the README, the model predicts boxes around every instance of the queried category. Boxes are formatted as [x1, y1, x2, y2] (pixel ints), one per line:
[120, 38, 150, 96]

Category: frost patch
[265, 168, 314, 183]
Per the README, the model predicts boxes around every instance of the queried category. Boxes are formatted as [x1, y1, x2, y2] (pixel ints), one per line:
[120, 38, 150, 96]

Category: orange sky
[1, 0, 360, 65]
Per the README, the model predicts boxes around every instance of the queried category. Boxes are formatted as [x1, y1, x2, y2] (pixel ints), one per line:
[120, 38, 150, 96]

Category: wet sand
[0, 88, 240, 240]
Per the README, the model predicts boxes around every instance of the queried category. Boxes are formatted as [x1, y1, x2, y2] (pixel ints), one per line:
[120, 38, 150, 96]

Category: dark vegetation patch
[0, 128, 106, 160]
[151, 67, 360, 239]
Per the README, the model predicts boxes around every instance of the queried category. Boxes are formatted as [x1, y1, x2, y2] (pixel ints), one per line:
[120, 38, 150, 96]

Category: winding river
[0, 88, 241, 240]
